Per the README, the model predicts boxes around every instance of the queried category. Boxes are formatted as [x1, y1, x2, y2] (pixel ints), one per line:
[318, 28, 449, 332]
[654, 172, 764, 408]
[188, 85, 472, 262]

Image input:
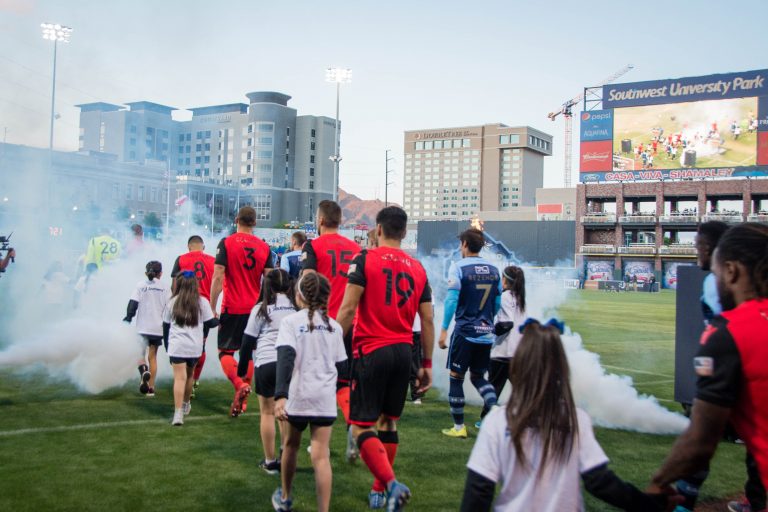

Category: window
[138, 186, 145, 201]
[247, 151, 252, 160]
[286, 127, 290, 136]
[186, 146, 191, 153]
[258, 163, 272, 172]
[247, 124, 253, 133]
[151, 187, 157, 202]
[205, 130, 211, 138]
[129, 151, 136, 160]
[310, 142, 316, 151]
[125, 184, 133, 200]
[462, 139, 471, 148]
[204, 143, 210, 151]
[196, 131, 203, 139]
[195, 156, 201, 164]
[258, 137, 273, 145]
[510, 134, 520, 144]
[310, 155, 315, 163]
[434, 140, 443, 149]
[415, 141, 424, 150]
[196, 144, 202, 152]
[185, 133, 191, 141]
[257, 123, 274, 132]
[310, 167, 315, 177]
[424, 141, 433, 150]
[177, 158, 184, 165]
[309, 181, 314, 190]
[204, 156, 210, 163]
[500, 135, 510, 144]
[257, 150, 273, 158]
[311, 128, 316, 138]
[112, 183, 119, 199]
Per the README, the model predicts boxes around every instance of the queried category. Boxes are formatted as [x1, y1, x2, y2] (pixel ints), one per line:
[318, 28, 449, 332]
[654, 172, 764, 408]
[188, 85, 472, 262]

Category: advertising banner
[580, 140, 612, 172]
[663, 261, 696, 289]
[623, 260, 654, 282]
[603, 70, 768, 109]
[586, 260, 614, 281]
[580, 110, 613, 141]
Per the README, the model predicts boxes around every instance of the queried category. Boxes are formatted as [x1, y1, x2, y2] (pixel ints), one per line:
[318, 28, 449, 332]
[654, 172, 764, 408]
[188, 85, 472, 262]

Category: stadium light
[325, 67, 351, 202]
[41, 23, 73, 42]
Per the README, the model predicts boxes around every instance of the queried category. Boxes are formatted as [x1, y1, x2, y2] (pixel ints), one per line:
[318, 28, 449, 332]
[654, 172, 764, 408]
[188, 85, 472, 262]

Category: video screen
[612, 97, 758, 171]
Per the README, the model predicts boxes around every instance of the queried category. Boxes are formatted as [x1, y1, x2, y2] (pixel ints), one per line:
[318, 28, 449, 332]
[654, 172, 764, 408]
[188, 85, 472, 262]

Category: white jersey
[244, 294, 296, 367]
[276, 309, 347, 418]
[491, 291, 526, 359]
[467, 407, 608, 512]
[163, 297, 214, 358]
[130, 278, 170, 337]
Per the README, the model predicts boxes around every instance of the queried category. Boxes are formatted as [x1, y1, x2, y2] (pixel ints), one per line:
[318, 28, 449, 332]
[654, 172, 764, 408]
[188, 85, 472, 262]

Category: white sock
[454, 424, 464, 431]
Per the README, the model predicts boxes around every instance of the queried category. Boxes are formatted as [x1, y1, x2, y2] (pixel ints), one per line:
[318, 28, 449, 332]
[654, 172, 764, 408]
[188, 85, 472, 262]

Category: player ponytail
[502, 265, 526, 313]
[715, 222, 768, 298]
[507, 320, 577, 477]
[145, 260, 162, 281]
[172, 272, 200, 328]
[257, 268, 295, 323]
[297, 271, 332, 332]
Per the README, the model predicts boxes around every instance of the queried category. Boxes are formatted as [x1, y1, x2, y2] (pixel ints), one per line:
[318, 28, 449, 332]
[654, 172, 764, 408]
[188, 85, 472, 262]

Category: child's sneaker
[259, 459, 281, 475]
[271, 488, 292, 511]
[139, 369, 150, 394]
[368, 490, 387, 509]
[171, 409, 184, 426]
[146, 387, 155, 397]
[230, 384, 251, 417]
[182, 401, 191, 416]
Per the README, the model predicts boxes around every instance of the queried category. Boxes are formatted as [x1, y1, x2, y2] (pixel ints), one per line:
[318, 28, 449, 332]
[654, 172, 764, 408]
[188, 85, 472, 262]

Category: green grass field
[0, 290, 749, 511]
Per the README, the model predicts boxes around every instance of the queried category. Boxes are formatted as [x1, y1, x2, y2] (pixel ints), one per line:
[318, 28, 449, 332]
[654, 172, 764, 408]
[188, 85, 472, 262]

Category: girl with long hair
[271, 272, 346, 512]
[488, 265, 527, 400]
[163, 272, 219, 426]
[237, 268, 297, 475]
[124, 261, 170, 397]
[461, 320, 674, 511]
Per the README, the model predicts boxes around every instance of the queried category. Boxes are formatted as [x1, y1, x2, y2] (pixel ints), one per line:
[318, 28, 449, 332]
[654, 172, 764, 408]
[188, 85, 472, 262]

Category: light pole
[325, 67, 351, 203]
[41, 23, 72, 152]
[385, 149, 395, 207]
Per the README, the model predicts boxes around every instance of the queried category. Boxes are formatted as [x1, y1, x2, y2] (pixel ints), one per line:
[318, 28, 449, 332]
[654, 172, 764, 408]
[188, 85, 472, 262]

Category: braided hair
[715, 222, 768, 299]
[297, 271, 333, 332]
[257, 268, 295, 323]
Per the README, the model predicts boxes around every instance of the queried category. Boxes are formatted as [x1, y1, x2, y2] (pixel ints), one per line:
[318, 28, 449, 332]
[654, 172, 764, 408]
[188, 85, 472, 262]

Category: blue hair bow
[518, 317, 565, 334]
[181, 270, 195, 278]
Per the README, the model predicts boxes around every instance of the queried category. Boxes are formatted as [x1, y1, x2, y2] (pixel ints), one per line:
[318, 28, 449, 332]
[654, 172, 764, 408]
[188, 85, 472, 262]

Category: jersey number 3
[383, 268, 415, 307]
[243, 247, 257, 270]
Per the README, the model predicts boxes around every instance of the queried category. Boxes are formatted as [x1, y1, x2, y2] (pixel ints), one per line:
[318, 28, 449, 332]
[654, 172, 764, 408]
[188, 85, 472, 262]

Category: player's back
[281, 249, 302, 279]
[302, 233, 361, 318]
[450, 256, 501, 341]
[217, 233, 271, 314]
[86, 235, 121, 268]
[177, 251, 215, 300]
[349, 246, 429, 356]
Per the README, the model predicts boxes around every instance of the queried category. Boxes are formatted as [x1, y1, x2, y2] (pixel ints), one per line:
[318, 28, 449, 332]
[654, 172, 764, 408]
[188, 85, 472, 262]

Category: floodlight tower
[41, 23, 73, 152]
[325, 67, 351, 202]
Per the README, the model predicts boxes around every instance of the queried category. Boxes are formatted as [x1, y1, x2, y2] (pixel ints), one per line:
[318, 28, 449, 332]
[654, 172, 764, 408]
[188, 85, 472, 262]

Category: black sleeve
[420, 279, 433, 304]
[582, 463, 665, 512]
[274, 345, 296, 400]
[695, 319, 742, 407]
[346, 250, 368, 288]
[203, 317, 219, 329]
[162, 322, 170, 346]
[238, 334, 257, 377]
[494, 322, 515, 336]
[265, 250, 275, 269]
[124, 299, 139, 322]
[214, 237, 228, 267]
[460, 469, 495, 512]
[170, 257, 181, 278]
[301, 239, 317, 271]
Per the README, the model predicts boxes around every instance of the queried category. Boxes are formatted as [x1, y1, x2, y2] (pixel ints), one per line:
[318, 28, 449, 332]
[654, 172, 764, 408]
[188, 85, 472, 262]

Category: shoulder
[479, 406, 508, 436]
[329, 317, 343, 333]
[575, 408, 594, 429]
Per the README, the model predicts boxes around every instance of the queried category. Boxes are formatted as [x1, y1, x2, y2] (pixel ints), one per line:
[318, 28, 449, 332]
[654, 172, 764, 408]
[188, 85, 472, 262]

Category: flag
[175, 195, 189, 207]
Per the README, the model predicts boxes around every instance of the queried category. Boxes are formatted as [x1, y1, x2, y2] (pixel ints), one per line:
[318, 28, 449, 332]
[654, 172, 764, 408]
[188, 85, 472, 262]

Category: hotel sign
[196, 114, 232, 124]
[414, 130, 479, 139]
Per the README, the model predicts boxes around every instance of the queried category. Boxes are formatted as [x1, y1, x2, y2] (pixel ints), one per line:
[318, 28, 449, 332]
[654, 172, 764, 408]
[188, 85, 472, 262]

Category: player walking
[124, 261, 170, 397]
[439, 228, 502, 438]
[84, 228, 121, 269]
[336, 206, 434, 511]
[171, 235, 216, 394]
[280, 231, 306, 279]
[300, 200, 361, 459]
[209, 206, 273, 417]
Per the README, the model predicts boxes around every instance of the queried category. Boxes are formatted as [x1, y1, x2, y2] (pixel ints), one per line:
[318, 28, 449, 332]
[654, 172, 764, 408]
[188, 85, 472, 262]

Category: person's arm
[337, 252, 367, 337]
[460, 470, 495, 512]
[582, 464, 671, 511]
[123, 300, 139, 323]
[238, 334, 257, 378]
[299, 239, 317, 275]
[274, 345, 296, 420]
[417, 282, 435, 394]
[170, 256, 181, 294]
[0, 249, 13, 271]
[439, 261, 461, 348]
[162, 322, 170, 347]
[210, 239, 227, 315]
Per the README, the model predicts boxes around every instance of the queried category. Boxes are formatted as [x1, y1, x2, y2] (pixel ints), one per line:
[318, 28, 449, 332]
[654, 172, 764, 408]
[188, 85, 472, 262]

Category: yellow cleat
[441, 425, 468, 438]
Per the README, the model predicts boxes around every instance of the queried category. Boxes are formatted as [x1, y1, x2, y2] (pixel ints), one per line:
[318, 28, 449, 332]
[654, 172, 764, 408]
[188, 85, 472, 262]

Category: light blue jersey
[443, 257, 502, 344]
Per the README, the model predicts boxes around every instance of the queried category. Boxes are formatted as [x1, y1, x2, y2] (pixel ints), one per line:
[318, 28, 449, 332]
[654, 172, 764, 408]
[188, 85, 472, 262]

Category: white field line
[601, 364, 674, 379]
[0, 412, 258, 438]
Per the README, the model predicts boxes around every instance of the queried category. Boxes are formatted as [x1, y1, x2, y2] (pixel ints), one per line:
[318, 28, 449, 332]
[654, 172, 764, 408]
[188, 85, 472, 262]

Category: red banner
[580, 140, 612, 172]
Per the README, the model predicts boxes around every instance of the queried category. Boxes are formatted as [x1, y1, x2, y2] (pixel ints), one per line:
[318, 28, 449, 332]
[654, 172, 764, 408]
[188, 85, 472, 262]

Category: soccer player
[280, 231, 306, 279]
[171, 235, 216, 393]
[695, 221, 730, 322]
[84, 227, 121, 270]
[300, 199, 361, 458]
[209, 206, 273, 417]
[336, 206, 434, 511]
[649, 224, 768, 511]
[439, 228, 502, 438]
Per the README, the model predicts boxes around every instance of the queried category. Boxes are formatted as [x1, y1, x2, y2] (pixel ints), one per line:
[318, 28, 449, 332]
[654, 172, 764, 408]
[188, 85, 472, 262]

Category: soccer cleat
[146, 387, 155, 398]
[171, 409, 184, 426]
[474, 421, 482, 429]
[271, 488, 293, 512]
[368, 491, 387, 510]
[139, 370, 151, 394]
[411, 398, 422, 405]
[230, 384, 251, 417]
[441, 425, 468, 438]
[345, 428, 358, 463]
[259, 459, 281, 475]
[182, 401, 191, 416]
[727, 499, 752, 512]
[386, 481, 411, 512]
[193, 380, 200, 390]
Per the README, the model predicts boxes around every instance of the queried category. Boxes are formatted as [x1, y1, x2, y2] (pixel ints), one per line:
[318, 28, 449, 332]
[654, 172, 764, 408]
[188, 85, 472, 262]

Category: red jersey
[346, 246, 431, 357]
[695, 299, 768, 488]
[215, 233, 273, 314]
[172, 250, 215, 300]
[301, 233, 361, 318]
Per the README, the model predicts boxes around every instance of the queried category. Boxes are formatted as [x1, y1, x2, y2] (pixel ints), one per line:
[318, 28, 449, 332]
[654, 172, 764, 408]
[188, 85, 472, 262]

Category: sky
[0, 0, 766, 202]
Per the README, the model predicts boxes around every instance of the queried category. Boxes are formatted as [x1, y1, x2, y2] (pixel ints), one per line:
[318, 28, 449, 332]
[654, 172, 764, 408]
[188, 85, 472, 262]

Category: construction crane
[548, 64, 634, 188]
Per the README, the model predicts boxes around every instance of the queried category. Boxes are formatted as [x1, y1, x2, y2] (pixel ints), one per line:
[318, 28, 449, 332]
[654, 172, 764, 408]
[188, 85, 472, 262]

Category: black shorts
[170, 356, 199, 368]
[143, 335, 163, 348]
[287, 415, 335, 432]
[218, 313, 250, 351]
[350, 343, 411, 426]
[447, 332, 492, 375]
[254, 362, 276, 398]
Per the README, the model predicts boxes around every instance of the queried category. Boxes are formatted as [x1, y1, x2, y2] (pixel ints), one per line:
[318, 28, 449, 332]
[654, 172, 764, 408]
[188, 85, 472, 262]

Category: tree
[144, 212, 162, 228]
[114, 206, 130, 221]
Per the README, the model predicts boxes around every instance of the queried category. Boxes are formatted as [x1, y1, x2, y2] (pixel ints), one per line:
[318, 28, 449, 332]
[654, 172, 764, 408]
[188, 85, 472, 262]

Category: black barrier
[674, 266, 707, 406]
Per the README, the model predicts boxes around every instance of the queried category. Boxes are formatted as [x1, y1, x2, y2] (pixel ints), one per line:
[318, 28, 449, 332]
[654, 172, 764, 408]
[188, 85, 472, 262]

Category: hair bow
[181, 270, 196, 278]
[518, 317, 565, 334]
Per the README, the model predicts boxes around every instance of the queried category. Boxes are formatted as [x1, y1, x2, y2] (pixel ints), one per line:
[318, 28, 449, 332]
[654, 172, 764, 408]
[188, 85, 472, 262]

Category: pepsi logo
[581, 112, 591, 121]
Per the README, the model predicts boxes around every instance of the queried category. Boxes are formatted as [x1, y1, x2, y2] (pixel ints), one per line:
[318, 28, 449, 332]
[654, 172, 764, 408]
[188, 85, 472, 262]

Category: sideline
[0, 413, 258, 437]
[601, 364, 674, 379]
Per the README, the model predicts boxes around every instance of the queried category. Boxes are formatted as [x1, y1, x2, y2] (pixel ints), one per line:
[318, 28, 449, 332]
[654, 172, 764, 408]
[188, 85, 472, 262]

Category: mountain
[339, 188, 399, 228]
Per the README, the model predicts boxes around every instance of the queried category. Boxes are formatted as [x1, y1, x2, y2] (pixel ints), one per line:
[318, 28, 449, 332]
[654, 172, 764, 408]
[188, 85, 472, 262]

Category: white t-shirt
[276, 309, 347, 418]
[467, 407, 608, 512]
[243, 294, 296, 367]
[162, 297, 215, 358]
[130, 278, 171, 337]
[491, 291, 526, 359]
